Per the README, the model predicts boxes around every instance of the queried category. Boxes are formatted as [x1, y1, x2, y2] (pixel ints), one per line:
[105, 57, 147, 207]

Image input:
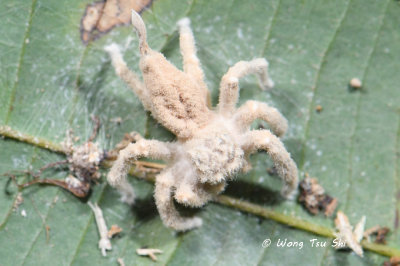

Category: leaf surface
[0, 0, 399, 265]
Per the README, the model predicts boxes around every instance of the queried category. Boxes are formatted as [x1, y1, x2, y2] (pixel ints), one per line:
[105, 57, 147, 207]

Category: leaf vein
[343, 0, 391, 211]
[4, 0, 37, 125]
[298, 0, 352, 169]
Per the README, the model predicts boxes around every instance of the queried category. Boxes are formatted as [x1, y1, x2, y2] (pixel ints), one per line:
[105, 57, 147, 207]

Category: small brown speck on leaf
[315, 105, 323, 113]
[46, 225, 51, 243]
[350, 78, 362, 89]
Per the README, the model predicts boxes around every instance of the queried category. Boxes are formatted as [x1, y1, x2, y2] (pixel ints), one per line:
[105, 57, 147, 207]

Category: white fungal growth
[105, 11, 298, 231]
[136, 248, 163, 261]
[88, 202, 112, 256]
[334, 211, 365, 257]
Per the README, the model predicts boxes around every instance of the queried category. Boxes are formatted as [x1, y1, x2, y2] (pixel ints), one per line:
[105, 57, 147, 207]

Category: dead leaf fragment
[107, 224, 123, 238]
[376, 227, 390, 244]
[117, 258, 125, 266]
[298, 174, 338, 216]
[12, 192, 24, 211]
[80, 0, 153, 44]
[363, 225, 390, 244]
[383, 256, 400, 266]
[136, 248, 163, 261]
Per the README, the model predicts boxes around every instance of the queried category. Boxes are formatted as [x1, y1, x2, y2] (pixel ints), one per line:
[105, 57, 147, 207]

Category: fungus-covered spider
[105, 11, 298, 231]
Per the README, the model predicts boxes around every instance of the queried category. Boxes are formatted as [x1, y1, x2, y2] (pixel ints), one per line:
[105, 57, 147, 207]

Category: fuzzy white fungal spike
[131, 10, 148, 54]
[104, 43, 124, 70]
[177, 17, 191, 27]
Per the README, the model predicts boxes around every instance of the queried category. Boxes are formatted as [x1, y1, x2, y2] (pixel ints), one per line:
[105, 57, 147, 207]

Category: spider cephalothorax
[105, 11, 298, 231]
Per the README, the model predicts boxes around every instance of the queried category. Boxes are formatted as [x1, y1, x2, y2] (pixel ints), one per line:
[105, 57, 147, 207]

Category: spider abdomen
[185, 131, 244, 184]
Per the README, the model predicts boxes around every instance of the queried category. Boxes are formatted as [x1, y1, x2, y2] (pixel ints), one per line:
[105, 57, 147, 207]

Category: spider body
[105, 11, 298, 231]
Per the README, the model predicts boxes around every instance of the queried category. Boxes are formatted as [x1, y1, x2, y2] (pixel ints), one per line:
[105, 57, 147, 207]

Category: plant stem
[0, 126, 66, 153]
[215, 195, 335, 238]
[1, 126, 400, 258]
[215, 195, 400, 258]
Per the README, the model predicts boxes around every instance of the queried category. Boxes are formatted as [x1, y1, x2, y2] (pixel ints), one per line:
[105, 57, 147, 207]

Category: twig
[88, 202, 112, 256]
[216, 195, 335, 238]
[2, 126, 400, 258]
[88, 115, 100, 142]
[0, 126, 66, 153]
[18, 177, 90, 198]
[136, 248, 163, 261]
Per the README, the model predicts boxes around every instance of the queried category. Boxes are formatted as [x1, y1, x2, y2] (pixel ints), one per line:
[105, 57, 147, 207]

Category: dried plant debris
[375, 227, 390, 244]
[363, 225, 390, 244]
[10, 117, 103, 198]
[12, 192, 24, 211]
[105, 11, 298, 231]
[136, 248, 163, 261]
[88, 202, 112, 256]
[298, 174, 337, 216]
[80, 0, 153, 44]
[64, 137, 103, 183]
[384, 257, 400, 266]
[19, 176, 91, 198]
[334, 211, 365, 257]
[107, 224, 123, 238]
[117, 258, 126, 266]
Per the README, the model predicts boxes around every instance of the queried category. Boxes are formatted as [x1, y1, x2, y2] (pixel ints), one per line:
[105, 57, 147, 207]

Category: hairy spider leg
[177, 17, 211, 108]
[233, 100, 288, 137]
[241, 130, 298, 199]
[173, 175, 216, 207]
[104, 44, 152, 111]
[155, 168, 203, 231]
[218, 59, 274, 115]
[107, 139, 172, 204]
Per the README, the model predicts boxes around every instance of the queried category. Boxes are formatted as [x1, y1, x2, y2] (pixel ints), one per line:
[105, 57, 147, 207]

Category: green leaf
[1, 0, 399, 265]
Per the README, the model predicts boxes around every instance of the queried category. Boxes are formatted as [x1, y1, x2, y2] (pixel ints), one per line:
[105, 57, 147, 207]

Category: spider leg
[218, 59, 274, 115]
[107, 139, 171, 204]
[233, 100, 288, 137]
[241, 130, 298, 199]
[155, 169, 203, 231]
[128, 11, 213, 140]
[177, 17, 211, 107]
[104, 43, 152, 111]
[174, 176, 215, 207]
[174, 182, 226, 208]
